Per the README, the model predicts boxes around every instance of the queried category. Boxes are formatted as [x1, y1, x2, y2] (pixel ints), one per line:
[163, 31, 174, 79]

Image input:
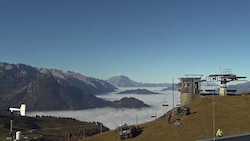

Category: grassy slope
[84, 95, 250, 141]
[0, 116, 107, 140]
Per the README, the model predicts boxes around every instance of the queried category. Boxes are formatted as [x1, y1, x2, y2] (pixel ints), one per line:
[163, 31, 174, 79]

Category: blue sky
[0, 0, 249, 83]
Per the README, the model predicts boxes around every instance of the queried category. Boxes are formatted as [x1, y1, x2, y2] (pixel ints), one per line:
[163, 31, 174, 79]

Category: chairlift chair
[162, 102, 169, 107]
[162, 97, 169, 107]
[151, 110, 157, 118]
[151, 114, 156, 118]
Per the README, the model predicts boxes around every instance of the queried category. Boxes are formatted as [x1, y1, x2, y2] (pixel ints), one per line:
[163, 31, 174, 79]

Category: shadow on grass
[133, 127, 144, 138]
[190, 111, 198, 115]
[169, 111, 198, 125]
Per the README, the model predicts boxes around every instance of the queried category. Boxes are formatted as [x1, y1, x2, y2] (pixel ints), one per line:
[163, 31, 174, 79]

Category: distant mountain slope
[38, 68, 117, 95]
[107, 75, 171, 87]
[0, 62, 147, 111]
[0, 62, 113, 111]
[233, 81, 250, 94]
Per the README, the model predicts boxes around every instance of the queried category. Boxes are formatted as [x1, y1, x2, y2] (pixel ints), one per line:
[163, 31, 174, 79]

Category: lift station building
[179, 75, 203, 106]
[179, 70, 246, 106]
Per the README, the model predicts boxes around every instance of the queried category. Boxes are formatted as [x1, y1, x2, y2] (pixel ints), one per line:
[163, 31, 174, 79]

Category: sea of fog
[27, 87, 180, 130]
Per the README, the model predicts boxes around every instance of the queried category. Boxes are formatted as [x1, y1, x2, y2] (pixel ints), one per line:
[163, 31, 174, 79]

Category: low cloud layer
[27, 87, 180, 129]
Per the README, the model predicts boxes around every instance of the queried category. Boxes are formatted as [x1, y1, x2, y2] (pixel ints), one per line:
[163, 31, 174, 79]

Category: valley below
[27, 87, 180, 130]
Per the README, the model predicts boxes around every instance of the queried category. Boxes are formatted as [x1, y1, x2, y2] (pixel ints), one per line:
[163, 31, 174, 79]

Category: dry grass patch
[84, 95, 250, 141]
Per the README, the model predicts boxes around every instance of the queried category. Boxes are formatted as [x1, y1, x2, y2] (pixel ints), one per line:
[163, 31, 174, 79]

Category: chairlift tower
[207, 69, 246, 96]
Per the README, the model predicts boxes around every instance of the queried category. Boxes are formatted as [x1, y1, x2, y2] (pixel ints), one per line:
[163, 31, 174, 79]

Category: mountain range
[0, 62, 148, 112]
[1, 62, 249, 112]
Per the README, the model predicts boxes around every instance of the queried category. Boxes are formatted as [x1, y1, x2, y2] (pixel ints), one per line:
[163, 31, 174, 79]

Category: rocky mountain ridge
[37, 68, 117, 94]
[0, 62, 148, 112]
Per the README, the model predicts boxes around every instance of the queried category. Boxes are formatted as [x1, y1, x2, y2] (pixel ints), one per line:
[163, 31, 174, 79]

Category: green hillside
[0, 115, 109, 140]
[84, 95, 250, 141]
